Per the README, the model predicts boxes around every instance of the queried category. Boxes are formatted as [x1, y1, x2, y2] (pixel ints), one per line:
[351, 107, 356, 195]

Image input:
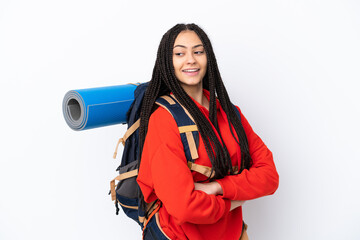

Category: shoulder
[146, 104, 180, 142]
[149, 104, 176, 127]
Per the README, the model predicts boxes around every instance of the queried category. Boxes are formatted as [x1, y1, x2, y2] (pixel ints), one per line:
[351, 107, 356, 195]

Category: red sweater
[137, 91, 279, 239]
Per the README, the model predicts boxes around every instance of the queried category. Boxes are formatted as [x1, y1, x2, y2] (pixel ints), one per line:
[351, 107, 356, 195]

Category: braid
[190, 24, 252, 172]
[138, 23, 252, 210]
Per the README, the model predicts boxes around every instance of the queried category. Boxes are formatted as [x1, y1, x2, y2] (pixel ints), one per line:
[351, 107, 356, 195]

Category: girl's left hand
[194, 182, 223, 195]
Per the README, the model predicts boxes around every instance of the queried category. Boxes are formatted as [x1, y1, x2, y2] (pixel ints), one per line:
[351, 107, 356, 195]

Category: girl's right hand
[230, 200, 246, 211]
[194, 182, 223, 195]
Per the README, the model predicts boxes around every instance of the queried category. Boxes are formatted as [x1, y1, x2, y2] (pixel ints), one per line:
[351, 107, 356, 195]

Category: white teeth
[183, 69, 199, 72]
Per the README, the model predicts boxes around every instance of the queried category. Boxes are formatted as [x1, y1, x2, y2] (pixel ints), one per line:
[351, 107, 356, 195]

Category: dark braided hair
[139, 23, 252, 209]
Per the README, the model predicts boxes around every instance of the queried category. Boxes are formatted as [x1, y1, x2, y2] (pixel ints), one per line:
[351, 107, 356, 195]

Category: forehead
[174, 30, 203, 47]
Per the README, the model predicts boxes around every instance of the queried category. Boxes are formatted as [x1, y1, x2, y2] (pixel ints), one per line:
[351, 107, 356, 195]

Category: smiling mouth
[182, 69, 200, 73]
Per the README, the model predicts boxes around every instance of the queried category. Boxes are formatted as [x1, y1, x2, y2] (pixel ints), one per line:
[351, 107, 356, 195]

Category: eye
[174, 52, 184, 56]
[194, 51, 204, 55]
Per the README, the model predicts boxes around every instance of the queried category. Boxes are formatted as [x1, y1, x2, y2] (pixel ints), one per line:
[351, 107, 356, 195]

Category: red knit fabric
[137, 90, 279, 240]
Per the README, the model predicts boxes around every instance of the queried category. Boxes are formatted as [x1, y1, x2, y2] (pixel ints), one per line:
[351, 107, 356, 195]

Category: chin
[179, 79, 202, 88]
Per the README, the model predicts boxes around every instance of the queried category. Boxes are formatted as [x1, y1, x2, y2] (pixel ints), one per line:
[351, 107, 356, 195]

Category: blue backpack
[110, 82, 201, 230]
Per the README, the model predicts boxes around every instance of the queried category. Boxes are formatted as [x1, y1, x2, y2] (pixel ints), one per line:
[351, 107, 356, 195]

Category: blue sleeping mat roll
[62, 83, 139, 130]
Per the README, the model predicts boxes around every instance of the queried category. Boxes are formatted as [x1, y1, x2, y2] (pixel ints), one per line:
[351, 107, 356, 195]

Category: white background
[1, 0, 359, 239]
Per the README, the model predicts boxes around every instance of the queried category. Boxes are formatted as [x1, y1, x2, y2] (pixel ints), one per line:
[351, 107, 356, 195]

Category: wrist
[213, 181, 223, 195]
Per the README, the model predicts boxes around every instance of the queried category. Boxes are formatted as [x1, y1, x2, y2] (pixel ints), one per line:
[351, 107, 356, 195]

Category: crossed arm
[138, 107, 278, 224]
[194, 107, 279, 211]
[194, 182, 246, 211]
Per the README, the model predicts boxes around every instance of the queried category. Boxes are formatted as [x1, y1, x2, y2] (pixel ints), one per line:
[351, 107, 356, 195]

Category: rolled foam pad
[62, 84, 138, 130]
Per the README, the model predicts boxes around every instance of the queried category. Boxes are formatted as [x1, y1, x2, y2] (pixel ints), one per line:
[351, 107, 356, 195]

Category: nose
[186, 52, 196, 64]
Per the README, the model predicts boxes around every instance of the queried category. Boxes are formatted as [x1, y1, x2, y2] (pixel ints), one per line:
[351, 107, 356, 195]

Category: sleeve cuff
[224, 198, 231, 213]
[216, 177, 236, 200]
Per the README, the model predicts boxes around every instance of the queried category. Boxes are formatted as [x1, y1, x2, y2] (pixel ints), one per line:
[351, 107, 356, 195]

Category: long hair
[139, 23, 252, 208]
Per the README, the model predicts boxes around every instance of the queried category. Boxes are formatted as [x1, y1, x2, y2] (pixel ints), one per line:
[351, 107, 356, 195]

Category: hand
[195, 183, 245, 211]
[230, 200, 246, 211]
[194, 182, 223, 195]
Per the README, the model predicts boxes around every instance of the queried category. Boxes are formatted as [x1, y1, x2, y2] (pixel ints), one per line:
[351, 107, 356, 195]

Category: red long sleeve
[216, 107, 279, 201]
[137, 107, 231, 225]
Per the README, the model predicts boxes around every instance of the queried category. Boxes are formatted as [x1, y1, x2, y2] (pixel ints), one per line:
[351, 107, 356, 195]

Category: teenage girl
[136, 23, 279, 240]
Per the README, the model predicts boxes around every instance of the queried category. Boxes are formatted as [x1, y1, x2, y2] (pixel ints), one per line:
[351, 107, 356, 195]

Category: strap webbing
[142, 201, 161, 231]
[160, 95, 176, 105]
[146, 200, 159, 216]
[123, 119, 140, 143]
[185, 132, 199, 159]
[110, 180, 117, 201]
[188, 162, 215, 178]
[113, 119, 140, 159]
[113, 137, 123, 159]
[117, 200, 139, 210]
[110, 169, 138, 201]
[115, 169, 138, 181]
[178, 125, 198, 133]
[138, 216, 145, 224]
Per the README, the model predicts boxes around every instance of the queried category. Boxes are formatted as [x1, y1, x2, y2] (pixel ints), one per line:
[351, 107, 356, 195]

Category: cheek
[172, 58, 180, 72]
[172, 61, 182, 79]
[200, 56, 207, 68]
[202, 60, 208, 72]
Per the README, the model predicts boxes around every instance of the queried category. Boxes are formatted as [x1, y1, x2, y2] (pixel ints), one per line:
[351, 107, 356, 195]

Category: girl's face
[172, 31, 207, 91]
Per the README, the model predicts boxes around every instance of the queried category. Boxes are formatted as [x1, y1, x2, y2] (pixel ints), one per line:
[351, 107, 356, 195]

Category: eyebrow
[173, 44, 204, 49]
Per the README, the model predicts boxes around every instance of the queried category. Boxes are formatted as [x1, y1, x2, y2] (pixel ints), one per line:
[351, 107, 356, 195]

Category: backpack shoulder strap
[154, 97, 242, 177]
[155, 95, 199, 162]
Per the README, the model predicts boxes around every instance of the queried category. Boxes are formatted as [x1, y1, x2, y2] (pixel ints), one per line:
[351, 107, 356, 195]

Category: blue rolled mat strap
[62, 83, 140, 130]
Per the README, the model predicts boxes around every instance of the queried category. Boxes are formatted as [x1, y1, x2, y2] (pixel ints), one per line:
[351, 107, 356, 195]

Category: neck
[180, 83, 209, 110]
